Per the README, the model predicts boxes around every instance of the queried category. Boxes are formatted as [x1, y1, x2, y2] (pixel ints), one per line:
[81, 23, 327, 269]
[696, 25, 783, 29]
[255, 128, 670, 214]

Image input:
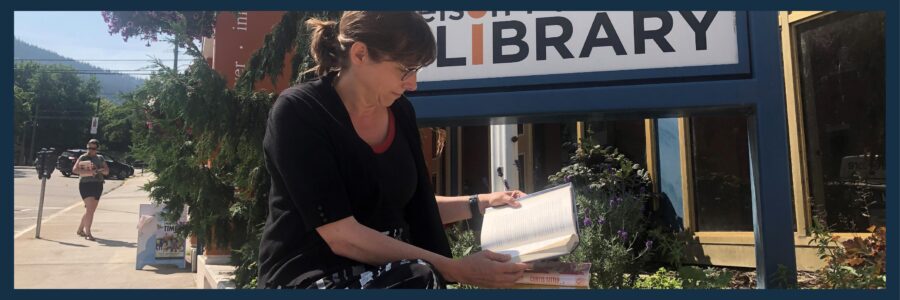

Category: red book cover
[515, 261, 591, 287]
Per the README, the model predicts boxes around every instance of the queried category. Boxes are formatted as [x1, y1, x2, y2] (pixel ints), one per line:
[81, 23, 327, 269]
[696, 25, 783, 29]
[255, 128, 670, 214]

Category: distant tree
[14, 85, 34, 162]
[101, 11, 216, 48]
[97, 98, 134, 157]
[14, 62, 101, 161]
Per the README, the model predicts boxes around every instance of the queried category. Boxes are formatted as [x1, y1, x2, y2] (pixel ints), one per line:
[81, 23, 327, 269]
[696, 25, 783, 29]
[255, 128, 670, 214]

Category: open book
[480, 183, 579, 263]
[76, 161, 95, 175]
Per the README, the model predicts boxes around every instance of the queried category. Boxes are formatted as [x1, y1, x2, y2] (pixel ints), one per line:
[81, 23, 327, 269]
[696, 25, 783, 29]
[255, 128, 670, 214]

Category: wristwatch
[468, 194, 481, 218]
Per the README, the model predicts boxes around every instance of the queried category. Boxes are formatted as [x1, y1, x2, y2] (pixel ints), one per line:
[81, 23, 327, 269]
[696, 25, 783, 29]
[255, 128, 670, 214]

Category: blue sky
[14, 11, 192, 79]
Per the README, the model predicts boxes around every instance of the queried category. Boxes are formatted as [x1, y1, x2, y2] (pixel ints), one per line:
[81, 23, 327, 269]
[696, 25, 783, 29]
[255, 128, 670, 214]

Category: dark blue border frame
[417, 12, 751, 92]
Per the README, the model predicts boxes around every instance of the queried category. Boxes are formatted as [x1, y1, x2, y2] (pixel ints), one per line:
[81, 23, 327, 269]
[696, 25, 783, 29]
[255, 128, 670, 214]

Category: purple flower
[565, 175, 574, 183]
[582, 216, 593, 227]
[645, 240, 654, 249]
[598, 216, 606, 226]
[617, 229, 629, 241]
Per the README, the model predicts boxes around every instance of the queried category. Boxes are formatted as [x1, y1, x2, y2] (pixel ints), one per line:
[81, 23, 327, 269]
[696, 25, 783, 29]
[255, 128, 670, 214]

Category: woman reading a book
[72, 139, 109, 241]
[259, 11, 529, 289]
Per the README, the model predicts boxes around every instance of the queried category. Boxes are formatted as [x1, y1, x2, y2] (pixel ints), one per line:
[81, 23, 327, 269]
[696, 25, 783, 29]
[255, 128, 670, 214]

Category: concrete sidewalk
[14, 172, 196, 289]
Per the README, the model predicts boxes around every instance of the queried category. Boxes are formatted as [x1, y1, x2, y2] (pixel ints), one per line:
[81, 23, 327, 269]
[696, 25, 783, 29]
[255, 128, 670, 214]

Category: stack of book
[514, 261, 591, 289]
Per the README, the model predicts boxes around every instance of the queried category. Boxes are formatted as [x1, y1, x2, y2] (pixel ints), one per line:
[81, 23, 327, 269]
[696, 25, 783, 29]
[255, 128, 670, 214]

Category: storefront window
[460, 126, 491, 196]
[454, 120, 643, 195]
[584, 120, 647, 168]
[690, 115, 754, 231]
[531, 122, 580, 190]
[795, 12, 886, 232]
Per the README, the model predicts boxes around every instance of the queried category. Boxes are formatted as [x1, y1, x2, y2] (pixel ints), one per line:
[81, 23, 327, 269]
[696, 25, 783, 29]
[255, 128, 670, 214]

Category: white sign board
[136, 203, 187, 269]
[418, 11, 738, 82]
[90, 117, 99, 134]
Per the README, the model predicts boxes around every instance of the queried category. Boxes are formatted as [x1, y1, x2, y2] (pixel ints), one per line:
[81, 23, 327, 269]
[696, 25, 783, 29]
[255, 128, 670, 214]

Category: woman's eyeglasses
[399, 64, 422, 81]
[88, 147, 98, 150]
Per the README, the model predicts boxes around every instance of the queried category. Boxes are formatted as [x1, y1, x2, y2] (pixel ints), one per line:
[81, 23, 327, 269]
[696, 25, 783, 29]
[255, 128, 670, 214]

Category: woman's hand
[443, 250, 529, 288]
[479, 190, 526, 213]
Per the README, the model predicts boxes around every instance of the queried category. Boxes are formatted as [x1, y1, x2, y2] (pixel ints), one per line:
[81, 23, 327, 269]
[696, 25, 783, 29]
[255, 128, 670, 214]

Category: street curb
[13, 176, 135, 240]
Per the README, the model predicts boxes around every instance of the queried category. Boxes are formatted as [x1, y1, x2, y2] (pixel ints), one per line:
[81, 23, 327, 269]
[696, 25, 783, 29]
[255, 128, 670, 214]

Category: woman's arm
[99, 159, 110, 176]
[71, 156, 81, 175]
[316, 216, 528, 288]
[435, 191, 525, 224]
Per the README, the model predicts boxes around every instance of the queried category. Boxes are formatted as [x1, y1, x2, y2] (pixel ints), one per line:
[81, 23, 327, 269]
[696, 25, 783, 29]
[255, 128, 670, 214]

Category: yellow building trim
[780, 12, 813, 236]
[787, 11, 829, 24]
[443, 127, 452, 195]
[678, 118, 695, 232]
[644, 119, 660, 196]
[693, 231, 870, 245]
[456, 127, 463, 195]
[523, 124, 535, 193]
[576, 121, 584, 146]
[686, 231, 874, 271]
[684, 242, 827, 271]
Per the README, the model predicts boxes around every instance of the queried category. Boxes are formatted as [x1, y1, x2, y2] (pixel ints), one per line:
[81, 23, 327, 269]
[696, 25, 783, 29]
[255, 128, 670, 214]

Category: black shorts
[79, 182, 104, 200]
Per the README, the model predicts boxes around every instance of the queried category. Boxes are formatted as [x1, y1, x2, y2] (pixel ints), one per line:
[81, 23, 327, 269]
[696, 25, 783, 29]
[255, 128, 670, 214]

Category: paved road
[13, 167, 126, 237]
[15, 171, 197, 289]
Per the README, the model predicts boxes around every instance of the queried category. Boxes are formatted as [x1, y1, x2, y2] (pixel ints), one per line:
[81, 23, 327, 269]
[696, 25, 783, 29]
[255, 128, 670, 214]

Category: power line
[14, 68, 159, 72]
[23, 73, 156, 76]
[13, 70, 157, 75]
[33, 115, 93, 121]
[14, 67, 190, 72]
[15, 58, 179, 62]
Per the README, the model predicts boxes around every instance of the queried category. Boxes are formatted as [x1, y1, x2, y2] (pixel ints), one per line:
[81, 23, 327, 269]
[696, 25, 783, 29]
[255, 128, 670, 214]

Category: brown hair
[304, 11, 437, 78]
[87, 139, 100, 147]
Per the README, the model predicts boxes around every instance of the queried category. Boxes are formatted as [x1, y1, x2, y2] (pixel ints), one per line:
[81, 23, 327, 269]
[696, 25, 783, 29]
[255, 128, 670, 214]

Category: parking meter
[35, 148, 56, 180]
[33, 147, 56, 238]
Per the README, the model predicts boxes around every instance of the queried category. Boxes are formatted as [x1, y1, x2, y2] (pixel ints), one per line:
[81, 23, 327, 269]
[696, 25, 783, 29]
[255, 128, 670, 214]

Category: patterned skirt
[275, 227, 446, 289]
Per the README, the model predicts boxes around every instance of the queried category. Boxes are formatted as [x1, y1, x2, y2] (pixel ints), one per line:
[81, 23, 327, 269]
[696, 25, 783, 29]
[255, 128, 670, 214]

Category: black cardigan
[258, 73, 452, 288]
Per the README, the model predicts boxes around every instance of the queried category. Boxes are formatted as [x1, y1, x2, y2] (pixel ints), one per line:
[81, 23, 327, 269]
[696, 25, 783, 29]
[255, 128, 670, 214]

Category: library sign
[417, 11, 739, 85]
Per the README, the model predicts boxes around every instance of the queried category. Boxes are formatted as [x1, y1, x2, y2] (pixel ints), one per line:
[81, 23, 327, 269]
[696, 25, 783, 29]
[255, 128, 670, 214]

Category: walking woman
[259, 11, 528, 289]
[72, 139, 109, 241]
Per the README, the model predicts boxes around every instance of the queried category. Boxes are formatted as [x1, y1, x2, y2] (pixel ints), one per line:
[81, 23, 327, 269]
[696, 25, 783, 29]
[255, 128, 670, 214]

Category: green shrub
[634, 268, 682, 289]
[634, 266, 734, 289]
[677, 266, 734, 289]
[810, 222, 886, 289]
[547, 138, 654, 288]
[445, 222, 480, 289]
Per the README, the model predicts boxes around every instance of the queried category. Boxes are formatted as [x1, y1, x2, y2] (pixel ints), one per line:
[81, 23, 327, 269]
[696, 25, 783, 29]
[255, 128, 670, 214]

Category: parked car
[57, 149, 135, 180]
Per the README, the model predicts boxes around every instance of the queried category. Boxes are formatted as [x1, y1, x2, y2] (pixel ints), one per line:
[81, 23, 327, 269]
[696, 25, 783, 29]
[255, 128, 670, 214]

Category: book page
[480, 184, 576, 259]
[76, 161, 94, 175]
[512, 235, 578, 262]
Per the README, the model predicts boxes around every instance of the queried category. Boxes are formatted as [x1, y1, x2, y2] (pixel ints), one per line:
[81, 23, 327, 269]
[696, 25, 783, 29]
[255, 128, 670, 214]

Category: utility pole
[93, 96, 101, 137]
[173, 43, 179, 73]
[28, 101, 39, 162]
